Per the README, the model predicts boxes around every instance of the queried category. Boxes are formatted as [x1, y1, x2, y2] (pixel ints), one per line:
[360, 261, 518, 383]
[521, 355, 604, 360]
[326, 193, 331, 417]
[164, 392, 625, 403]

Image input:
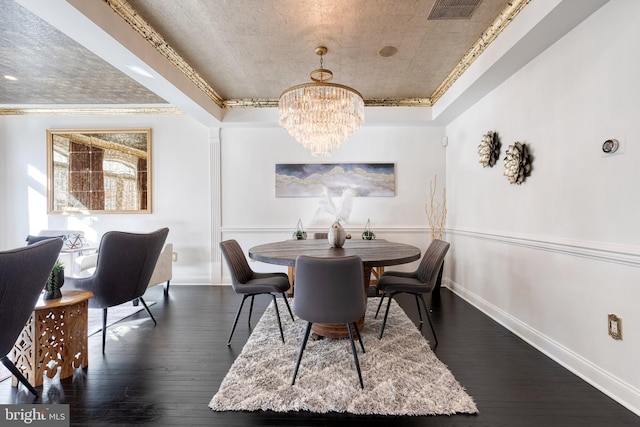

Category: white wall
[0, 113, 213, 283]
[6, 0, 637, 415]
[445, 0, 640, 415]
[219, 124, 446, 276]
[0, 111, 446, 283]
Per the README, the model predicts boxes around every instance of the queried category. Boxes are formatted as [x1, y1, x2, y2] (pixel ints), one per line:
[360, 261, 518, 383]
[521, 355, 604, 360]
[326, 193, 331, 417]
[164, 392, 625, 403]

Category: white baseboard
[170, 276, 213, 284]
[445, 280, 640, 417]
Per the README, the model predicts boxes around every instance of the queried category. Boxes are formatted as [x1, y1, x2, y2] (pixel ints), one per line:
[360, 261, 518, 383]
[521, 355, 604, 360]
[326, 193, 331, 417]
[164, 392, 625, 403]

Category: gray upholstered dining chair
[291, 255, 367, 389]
[65, 228, 169, 353]
[0, 238, 64, 396]
[220, 239, 294, 345]
[375, 239, 450, 346]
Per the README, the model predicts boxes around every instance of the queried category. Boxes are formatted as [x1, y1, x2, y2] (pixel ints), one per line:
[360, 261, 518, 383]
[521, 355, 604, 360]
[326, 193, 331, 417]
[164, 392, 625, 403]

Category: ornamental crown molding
[5, 0, 531, 113]
[0, 107, 183, 116]
[105, 0, 529, 110]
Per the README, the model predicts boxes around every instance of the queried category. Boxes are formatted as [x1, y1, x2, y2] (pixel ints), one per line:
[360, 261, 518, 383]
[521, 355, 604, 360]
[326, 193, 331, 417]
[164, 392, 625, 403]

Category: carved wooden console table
[11, 289, 94, 387]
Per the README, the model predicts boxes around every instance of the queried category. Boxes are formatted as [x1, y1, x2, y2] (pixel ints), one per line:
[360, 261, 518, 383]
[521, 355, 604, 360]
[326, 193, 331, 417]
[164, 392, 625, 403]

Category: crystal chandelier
[278, 47, 364, 157]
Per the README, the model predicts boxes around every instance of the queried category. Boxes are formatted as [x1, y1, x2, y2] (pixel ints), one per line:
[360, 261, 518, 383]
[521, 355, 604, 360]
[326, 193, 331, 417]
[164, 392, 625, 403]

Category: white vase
[328, 221, 346, 248]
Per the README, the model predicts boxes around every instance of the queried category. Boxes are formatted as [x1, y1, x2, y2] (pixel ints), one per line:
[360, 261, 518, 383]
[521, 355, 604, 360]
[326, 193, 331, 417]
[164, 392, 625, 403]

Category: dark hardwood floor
[2, 285, 638, 426]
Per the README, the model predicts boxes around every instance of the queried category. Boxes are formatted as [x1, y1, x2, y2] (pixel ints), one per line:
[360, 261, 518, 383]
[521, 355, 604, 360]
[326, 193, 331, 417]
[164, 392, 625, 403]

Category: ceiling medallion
[278, 47, 364, 157]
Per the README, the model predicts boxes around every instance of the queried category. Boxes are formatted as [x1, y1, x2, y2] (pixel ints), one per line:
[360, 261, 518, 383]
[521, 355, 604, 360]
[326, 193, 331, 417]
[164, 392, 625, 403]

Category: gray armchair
[375, 239, 450, 346]
[291, 255, 366, 389]
[72, 242, 173, 296]
[65, 228, 169, 353]
[220, 239, 294, 346]
[0, 238, 63, 396]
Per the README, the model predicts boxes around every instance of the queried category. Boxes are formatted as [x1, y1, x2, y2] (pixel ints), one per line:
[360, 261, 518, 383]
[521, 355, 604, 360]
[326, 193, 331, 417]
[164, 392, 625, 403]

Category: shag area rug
[209, 298, 478, 416]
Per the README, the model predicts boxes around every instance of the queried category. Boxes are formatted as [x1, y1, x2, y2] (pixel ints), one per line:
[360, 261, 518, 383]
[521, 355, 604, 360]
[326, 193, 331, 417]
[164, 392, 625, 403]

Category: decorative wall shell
[503, 142, 532, 184]
[478, 130, 501, 167]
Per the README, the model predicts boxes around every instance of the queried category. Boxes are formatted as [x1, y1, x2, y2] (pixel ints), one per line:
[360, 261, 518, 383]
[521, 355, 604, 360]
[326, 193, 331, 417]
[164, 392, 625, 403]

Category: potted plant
[361, 218, 376, 240]
[292, 219, 307, 240]
[44, 260, 65, 300]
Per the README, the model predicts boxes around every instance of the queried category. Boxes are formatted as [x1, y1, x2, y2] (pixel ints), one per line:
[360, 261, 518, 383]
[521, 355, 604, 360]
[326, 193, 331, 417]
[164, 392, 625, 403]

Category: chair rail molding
[221, 226, 430, 235]
[447, 227, 640, 268]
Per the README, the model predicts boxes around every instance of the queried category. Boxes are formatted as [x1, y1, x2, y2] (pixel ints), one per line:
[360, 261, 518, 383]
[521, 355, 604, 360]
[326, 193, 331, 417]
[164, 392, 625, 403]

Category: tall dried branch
[426, 175, 447, 241]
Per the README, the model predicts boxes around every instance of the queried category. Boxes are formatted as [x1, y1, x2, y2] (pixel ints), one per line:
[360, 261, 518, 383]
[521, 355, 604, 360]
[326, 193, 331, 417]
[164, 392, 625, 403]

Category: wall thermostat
[602, 139, 619, 154]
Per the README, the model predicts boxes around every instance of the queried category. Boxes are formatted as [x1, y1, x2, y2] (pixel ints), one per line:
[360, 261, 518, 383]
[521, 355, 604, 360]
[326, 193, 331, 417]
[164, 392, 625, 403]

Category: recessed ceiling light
[4, 75, 18, 81]
[378, 46, 398, 57]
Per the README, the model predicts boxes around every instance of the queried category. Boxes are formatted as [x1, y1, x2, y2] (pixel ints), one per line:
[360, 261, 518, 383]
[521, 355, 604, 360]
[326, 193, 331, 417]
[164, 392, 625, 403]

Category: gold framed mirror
[47, 128, 152, 214]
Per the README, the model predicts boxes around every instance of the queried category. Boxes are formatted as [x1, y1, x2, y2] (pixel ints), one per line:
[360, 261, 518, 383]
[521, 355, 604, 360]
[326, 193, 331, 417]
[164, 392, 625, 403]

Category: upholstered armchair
[73, 243, 173, 296]
[146, 243, 173, 296]
[65, 228, 169, 353]
[1, 238, 64, 396]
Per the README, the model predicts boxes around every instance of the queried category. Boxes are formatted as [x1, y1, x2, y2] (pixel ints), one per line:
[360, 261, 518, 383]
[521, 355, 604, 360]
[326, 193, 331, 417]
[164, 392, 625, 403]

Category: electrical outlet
[608, 314, 622, 340]
[172, 252, 178, 262]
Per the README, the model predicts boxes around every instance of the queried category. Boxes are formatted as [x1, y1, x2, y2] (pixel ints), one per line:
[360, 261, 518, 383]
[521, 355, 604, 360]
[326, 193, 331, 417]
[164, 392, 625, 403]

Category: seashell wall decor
[503, 142, 532, 185]
[478, 130, 501, 167]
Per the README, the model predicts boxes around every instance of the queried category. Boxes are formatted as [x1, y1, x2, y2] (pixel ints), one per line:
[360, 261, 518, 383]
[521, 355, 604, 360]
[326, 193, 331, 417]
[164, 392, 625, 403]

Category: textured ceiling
[1, 0, 514, 107]
[0, 0, 166, 104]
[125, 0, 508, 101]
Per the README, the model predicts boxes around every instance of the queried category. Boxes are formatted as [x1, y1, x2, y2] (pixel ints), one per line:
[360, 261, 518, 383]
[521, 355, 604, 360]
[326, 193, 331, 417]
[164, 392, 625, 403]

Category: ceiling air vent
[428, 0, 483, 20]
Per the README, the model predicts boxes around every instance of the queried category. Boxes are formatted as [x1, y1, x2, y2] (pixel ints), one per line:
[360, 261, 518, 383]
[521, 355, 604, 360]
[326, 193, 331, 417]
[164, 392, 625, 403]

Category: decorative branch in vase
[317, 187, 356, 248]
[426, 175, 447, 298]
[426, 175, 447, 241]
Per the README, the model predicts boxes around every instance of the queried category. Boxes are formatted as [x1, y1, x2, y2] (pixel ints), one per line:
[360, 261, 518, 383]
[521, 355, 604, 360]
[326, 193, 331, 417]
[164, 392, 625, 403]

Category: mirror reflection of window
[47, 129, 151, 214]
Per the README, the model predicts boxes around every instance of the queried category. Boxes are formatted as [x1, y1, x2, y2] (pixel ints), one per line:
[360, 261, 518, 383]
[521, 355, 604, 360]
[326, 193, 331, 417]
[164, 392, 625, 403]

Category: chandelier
[278, 46, 364, 157]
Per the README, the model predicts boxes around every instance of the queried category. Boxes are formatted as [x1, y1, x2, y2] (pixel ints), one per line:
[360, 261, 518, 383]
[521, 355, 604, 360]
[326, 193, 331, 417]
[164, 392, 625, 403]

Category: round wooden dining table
[249, 238, 421, 338]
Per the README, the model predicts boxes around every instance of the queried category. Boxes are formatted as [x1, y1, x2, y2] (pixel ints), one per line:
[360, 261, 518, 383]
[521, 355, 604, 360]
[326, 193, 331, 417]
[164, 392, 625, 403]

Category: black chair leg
[281, 292, 295, 322]
[291, 322, 312, 385]
[227, 295, 249, 345]
[347, 322, 364, 389]
[378, 292, 397, 339]
[418, 294, 438, 347]
[102, 308, 108, 354]
[415, 294, 423, 324]
[352, 321, 365, 353]
[132, 298, 139, 306]
[375, 293, 386, 318]
[248, 295, 255, 326]
[271, 294, 285, 343]
[1, 356, 38, 396]
[164, 280, 170, 297]
[139, 297, 157, 325]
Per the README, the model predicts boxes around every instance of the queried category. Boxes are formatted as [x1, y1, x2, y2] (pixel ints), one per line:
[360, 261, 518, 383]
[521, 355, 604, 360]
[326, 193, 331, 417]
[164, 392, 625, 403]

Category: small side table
[11, 290, 94, 387]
